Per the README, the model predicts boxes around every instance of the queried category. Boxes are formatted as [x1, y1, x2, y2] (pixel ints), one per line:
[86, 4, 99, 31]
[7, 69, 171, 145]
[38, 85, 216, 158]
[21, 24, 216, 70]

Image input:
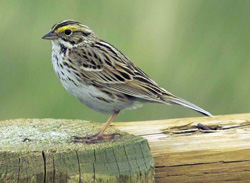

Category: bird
[42, 20, 212, 143]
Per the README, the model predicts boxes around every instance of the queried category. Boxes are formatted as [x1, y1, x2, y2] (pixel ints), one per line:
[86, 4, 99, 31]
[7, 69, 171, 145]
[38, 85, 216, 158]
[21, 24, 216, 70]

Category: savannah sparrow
[42, 20, 212, 143]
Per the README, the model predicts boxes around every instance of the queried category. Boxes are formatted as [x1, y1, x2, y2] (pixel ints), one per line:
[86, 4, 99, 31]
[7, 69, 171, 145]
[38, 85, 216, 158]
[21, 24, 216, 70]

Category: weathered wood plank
[114, 113, 250, 183]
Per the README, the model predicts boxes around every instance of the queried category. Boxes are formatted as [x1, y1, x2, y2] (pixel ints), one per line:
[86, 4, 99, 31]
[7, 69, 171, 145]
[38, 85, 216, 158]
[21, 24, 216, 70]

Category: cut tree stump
[0, 119, 154, 183]
[114, 113, 250, 183]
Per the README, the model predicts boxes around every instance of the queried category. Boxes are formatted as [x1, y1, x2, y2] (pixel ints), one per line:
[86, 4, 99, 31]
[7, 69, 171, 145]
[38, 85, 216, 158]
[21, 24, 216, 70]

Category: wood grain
[114, 113, 250, 183]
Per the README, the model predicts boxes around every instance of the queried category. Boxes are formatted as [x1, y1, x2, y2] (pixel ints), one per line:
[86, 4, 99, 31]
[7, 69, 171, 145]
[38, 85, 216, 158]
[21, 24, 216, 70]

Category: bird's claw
[72, 133, 122, 144]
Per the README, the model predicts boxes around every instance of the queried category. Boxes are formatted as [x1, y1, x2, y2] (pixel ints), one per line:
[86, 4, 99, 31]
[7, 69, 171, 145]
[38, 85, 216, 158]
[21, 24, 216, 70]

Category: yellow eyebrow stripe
[54, 25, 91, 35]
[55, 25, 79, 33]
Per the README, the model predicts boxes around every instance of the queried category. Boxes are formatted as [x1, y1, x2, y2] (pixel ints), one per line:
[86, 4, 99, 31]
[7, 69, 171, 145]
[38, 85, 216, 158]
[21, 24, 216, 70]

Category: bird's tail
[163, 96, 213, 117]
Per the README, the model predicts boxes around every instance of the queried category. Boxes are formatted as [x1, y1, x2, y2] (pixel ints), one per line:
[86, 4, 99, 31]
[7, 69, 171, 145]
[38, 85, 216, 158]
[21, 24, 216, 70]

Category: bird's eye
[64, 29, 72, 35]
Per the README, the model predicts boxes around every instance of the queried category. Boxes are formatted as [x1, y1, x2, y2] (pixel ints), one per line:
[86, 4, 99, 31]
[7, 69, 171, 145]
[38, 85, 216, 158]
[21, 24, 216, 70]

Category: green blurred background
[0, 0, 249, 123]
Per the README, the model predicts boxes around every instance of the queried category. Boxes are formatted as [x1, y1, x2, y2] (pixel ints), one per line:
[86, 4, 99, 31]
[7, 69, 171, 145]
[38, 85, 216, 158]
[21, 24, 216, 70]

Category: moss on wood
[0, 119, 154, 183]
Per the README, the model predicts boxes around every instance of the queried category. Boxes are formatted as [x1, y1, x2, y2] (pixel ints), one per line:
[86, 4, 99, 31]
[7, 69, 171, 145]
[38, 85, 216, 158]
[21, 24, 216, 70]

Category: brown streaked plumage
[42, 20, 212, 143]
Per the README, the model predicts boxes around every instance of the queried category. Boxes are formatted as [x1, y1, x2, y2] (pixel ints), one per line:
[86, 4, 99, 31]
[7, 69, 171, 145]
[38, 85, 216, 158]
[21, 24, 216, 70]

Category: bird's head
[42, 20, 95, 47]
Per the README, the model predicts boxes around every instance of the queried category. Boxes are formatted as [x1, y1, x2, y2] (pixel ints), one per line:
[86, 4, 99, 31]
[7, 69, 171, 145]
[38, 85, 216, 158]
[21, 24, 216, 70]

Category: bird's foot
[72, 133, 122, 144]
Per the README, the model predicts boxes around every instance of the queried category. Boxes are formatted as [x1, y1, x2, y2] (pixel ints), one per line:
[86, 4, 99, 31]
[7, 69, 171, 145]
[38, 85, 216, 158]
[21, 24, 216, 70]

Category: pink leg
[73, 111, 121, 143]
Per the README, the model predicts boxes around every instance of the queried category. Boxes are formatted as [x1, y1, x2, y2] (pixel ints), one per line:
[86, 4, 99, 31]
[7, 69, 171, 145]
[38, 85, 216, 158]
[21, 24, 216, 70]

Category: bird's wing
[68, 41, 174, 102]
[68, 41, 213, 117]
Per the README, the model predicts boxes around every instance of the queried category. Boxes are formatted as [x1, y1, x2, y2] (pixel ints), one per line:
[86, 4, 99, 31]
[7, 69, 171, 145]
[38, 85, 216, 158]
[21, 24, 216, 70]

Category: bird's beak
[42, 31, 58, 40]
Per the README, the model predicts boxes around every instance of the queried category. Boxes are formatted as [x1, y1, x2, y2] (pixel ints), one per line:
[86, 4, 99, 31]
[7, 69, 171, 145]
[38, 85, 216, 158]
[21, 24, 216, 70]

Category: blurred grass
[0, 0, 249, 122]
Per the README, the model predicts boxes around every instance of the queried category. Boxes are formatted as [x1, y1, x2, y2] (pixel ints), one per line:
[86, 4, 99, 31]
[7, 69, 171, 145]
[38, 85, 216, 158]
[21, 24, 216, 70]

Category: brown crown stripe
[51, 20, 81, 31]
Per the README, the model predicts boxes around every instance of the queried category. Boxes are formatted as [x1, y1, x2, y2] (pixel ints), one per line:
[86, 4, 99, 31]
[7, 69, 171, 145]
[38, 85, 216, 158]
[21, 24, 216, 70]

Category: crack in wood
[133, 143, 142, 182]
[3, 152, 8, 180]
[139, 142, 150, 182]
[123, 145, 132, 182]
[93, 149, 96, 183]
[104, 148, 111, 178]
[162, 121, 250, 135]
[139, 142, 148, 170]
[17, 158, 20, 183]
[42, 151, 46, 183]
[52, 154, 55, 183]
[112, 147, 121, 176]
[75, 151, 81, 183]
[155, 159, 250, 169]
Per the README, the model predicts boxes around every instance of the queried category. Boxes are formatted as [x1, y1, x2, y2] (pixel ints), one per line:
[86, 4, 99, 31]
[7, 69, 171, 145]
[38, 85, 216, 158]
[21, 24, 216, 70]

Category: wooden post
[0, 119, 154, 183]
[1, 114, 249, 183]
[114, 113, 250, 183]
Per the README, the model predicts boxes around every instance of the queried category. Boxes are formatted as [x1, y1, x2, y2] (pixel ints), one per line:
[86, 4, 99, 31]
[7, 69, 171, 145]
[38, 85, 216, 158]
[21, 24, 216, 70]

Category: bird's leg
[96, 111, 120, 138]
[73, 111, 121, 143]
